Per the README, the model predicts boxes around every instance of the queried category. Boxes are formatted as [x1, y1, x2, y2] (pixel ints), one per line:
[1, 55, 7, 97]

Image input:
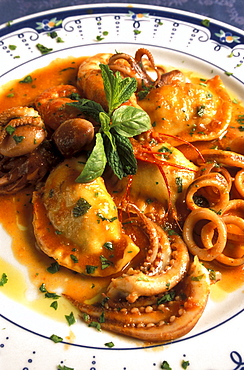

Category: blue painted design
[230, 351, 244, 370]
[35, 17, 62, 31]
[215, 30, 241, 43]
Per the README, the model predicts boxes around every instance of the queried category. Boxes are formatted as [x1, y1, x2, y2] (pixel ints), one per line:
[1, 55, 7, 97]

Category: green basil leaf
[75, 132, 107, 183]
[111, 105, 151, 137]
[100, 64, 137, 115]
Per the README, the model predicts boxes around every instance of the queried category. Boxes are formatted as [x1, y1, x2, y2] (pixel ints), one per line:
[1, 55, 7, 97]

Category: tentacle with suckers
[66, 256, 211, 342]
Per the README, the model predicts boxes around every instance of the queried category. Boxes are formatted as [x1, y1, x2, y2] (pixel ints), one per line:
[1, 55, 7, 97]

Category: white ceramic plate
[0, 4, 244, 370]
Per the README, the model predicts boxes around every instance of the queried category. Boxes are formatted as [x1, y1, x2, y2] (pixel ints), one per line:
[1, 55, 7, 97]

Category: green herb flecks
[161, 361, 172, 370]
[201, 19, 210, 27]
[72, 197, 91, 217]
[57, 365, 74, 370]
[88, 321, 101, 331]
[36, 43, 53, 55]
[67, 64, 151, 183]
[13, 135, 25, 144]
[86, 265, 98, 274]
[50, 334, 63, 343]
[19, 75, 33, 84]
[181, 360, 190, 369]
[100, 255, 113, 270]
[39, 283, 60, 299]
[5, 125, 15, 135]
[47, 261, 60, 274]
[9, 44, 17, 50]
[50, 301, 58, 310]
[0, 273, 8, 286]
[175, 176, 183, 193]
[65, 311, 76, 326]
[157, 290, 176, 305]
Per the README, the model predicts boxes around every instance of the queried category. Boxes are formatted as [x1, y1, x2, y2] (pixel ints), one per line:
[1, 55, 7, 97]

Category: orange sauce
[0, 56, 243, 319]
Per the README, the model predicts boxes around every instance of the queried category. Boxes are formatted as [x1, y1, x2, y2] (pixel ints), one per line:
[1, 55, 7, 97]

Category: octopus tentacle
[106, 233, 190, 303]
[124, 203, 171, 271]
[67, 257, 210, 342]
[108, 48, 164, 90]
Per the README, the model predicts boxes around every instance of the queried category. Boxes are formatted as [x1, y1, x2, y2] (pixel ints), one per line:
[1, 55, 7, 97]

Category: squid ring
[185, 172, 229, 213]
[183, 208, 227, 261]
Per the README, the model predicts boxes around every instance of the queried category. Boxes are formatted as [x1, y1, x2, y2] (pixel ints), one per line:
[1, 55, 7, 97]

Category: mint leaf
[104, 130, 137, 179]
[75, 132, 107, 183]
[111, 105, 151, 137]
[100, 64, 137, 115]
[67, 97, 105, 122]
[99, 111, 115, 150]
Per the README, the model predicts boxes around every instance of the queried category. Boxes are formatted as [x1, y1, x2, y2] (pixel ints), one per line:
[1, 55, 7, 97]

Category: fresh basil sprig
[68, 63, 151, 183]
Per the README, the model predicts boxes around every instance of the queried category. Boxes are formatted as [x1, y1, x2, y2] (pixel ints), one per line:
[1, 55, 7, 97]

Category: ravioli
[107, 142, 198, 220]
[32, 157, 139, 277]
[138, 75, 232, 143]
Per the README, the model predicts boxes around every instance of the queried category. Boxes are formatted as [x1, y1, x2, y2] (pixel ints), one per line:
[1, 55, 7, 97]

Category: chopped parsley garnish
[86, 265, 98, 274]
[13, 135, 25, 144]
[50, 301, 58, 310]
[103, 241, 114, 250]
[57, 365, 74, 370]
[45, 291, 61, 299]
[65, 311, 76, 326]
[5, 125, 15, 135]
[158, 145, 173, 158]
[201, 19, 210, 27]
[99, 311, 105, 323]
[50, 334, 63, 343]
[36, 43, 53, 55]
[39, 283, 47, 292]
[19, 75, 33, 84]
[39, 283, 60, 299]
[100, 255, 113, 269]
[47, 261, 60, 274]
[157, 290, 176, 305]
[70, 254, 79, 263]
[0, 273, 8, 286]
[48, 31, 58, 38]
[88, 321, 101, 331]
[9, 44, 17, 50]
[72, 197, 91, 217]
[181, 360, 190, 369]
[175, 176, 183, 193]
[97, 213, 117, 222]
[105, 341, 114, 348]
[96, 35, 105, 41]
[161, 361, 172, 370]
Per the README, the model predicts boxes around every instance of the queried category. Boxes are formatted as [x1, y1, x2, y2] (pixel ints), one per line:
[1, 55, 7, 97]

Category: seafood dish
[0, 48, 243, 343]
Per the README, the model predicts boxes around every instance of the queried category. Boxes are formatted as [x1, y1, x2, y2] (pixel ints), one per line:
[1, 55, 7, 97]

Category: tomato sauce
[0, 57, 243, 320]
